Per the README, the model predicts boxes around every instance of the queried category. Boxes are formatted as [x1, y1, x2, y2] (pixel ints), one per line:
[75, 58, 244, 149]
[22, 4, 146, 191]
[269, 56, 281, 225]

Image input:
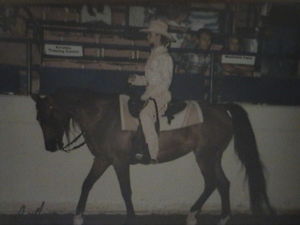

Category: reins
[59, 96, 159, 153]
[60, 132, 86, 153]
[149, 98, 160, 133]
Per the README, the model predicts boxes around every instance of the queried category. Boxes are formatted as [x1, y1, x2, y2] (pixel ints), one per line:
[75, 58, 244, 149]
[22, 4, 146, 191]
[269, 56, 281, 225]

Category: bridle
[60, 132, 85, 153]
[40, 97, 86, 153]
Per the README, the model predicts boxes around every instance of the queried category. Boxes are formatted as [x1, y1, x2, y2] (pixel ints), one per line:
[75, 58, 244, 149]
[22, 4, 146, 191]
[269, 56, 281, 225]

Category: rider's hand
[128, 74, 137, 85]
[128, 74, 147, 86]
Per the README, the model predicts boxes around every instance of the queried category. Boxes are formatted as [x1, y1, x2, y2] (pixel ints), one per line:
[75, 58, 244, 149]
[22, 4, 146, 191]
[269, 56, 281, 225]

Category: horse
[31, 89, 274, 225]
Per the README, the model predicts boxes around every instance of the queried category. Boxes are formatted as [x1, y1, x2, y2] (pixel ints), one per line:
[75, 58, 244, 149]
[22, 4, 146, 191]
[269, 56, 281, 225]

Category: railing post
[209, 52, 215, 104]
[26, 38, 32, 95]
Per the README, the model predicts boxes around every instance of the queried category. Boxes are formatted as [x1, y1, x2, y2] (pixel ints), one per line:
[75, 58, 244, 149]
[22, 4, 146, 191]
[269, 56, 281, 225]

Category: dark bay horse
[32, 89, 274, 225]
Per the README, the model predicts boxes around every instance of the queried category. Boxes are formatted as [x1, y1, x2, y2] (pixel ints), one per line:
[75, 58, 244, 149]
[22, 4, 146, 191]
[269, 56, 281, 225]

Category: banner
[44, 44, 83, 57]
[221, 54, 256, 65]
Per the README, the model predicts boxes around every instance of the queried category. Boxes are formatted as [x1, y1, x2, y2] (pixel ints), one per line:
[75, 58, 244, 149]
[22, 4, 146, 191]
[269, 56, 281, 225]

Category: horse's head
[32, 94, 70, 152]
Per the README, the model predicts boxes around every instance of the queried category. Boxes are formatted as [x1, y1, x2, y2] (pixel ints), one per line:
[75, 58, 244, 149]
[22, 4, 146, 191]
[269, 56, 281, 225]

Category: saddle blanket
[119, 95, 203, 131]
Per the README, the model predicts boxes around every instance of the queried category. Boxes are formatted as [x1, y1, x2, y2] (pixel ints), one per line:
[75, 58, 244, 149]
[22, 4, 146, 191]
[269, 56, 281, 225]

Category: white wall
[0, 95, 300, 215]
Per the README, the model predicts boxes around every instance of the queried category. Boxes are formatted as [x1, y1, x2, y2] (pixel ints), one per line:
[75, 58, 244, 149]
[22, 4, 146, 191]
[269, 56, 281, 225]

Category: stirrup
[132, 150, 152, 164]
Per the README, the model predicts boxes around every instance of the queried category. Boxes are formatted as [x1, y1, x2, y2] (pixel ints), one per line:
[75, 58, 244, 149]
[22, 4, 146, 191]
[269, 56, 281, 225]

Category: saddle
[128, 97, 187, 125]
[164, 101, 187, 124]
[120, 94, 203, 132]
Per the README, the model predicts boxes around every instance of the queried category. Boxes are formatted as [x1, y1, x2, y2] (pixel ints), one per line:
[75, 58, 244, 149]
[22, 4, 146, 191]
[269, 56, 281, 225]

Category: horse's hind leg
[113, 162, 135, 225]
[215, 152, 231, 225]
[73, 157, 110, 225]
[186, 149, 218, 225]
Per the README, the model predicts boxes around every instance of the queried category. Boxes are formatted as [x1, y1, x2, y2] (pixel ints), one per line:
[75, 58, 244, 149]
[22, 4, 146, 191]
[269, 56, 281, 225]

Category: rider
[128, 20, 174, 163]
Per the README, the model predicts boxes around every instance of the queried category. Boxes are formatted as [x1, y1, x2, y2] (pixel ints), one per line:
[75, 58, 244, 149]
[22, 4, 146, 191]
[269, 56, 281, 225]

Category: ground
[1, 214, 300, 225]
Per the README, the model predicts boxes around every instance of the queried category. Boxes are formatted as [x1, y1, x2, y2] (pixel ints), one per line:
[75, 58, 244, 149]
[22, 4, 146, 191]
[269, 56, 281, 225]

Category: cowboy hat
[141, 20, 175, 41]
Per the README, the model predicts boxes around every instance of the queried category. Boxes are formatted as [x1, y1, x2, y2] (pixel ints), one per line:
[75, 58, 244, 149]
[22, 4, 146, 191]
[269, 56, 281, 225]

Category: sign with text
[221, 54, 256, 65]
[44, 44, 83, 57]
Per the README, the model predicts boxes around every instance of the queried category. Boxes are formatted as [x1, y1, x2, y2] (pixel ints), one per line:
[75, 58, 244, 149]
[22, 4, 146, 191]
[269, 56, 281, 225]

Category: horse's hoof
[73, 214, 84, 225]
[217, 215, 231, 225]
[186, 211, 198, 225]
[135, 153, 143, 160]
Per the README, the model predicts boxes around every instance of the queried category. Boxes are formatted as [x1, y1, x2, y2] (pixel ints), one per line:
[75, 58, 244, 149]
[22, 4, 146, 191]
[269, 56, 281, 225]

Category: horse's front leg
[113, 161, 135, 225]
[73, 157, 111, 225]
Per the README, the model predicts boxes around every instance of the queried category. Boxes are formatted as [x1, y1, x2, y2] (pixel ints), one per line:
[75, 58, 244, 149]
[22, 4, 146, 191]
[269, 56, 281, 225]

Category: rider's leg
[139, 101, 159, 161]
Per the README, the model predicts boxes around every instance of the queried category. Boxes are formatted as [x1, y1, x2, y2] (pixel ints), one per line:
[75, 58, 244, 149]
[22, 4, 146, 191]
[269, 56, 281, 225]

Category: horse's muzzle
[45, 140, 62, 152]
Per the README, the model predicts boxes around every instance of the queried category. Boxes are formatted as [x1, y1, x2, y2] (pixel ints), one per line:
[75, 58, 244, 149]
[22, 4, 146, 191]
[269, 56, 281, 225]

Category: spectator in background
[180, 28, 213, 76]
[0, 7, 27, 37]
[176, 28, 214, 101]
[221, 36, 254, 76]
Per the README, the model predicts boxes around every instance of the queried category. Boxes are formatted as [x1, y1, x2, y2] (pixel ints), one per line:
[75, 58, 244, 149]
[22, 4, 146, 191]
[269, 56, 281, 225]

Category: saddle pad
[119, 95, 203, 131]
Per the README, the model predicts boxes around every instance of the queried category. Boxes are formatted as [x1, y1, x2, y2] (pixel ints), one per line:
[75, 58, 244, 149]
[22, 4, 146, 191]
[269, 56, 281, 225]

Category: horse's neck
[71, 109, 99, 134]
[70, 96, 117, 133]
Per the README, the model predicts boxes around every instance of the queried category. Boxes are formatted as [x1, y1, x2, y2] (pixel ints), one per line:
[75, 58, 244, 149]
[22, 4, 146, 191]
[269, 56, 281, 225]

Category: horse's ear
[31, 94, 39, 102]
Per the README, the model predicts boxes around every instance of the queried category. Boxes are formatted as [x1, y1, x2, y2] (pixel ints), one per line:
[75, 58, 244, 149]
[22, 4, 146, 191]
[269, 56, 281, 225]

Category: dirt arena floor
[1, 214, 300, 225]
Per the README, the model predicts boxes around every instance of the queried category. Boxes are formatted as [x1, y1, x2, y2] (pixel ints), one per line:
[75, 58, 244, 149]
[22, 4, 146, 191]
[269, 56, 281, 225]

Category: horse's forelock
[63, 116, 71, 143]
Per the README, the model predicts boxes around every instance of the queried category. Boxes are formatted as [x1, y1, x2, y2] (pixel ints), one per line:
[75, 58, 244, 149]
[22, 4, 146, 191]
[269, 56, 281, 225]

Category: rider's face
[198, 33, 212, 50]
[228, 38, 240, 52]
[147, 32, 161, 48]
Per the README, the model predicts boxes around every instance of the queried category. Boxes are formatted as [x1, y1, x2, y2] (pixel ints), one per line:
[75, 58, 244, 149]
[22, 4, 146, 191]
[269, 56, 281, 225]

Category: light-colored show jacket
[133, 46, 173, 113]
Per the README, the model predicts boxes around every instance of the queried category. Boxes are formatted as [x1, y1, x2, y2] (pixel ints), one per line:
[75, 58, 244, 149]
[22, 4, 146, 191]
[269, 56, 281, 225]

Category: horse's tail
[225, 103, 275, 215]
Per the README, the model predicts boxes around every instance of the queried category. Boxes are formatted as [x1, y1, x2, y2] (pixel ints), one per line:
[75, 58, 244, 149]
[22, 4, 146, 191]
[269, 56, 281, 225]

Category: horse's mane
[52, 88, 117, 106]
[50, 88, 119, 143]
